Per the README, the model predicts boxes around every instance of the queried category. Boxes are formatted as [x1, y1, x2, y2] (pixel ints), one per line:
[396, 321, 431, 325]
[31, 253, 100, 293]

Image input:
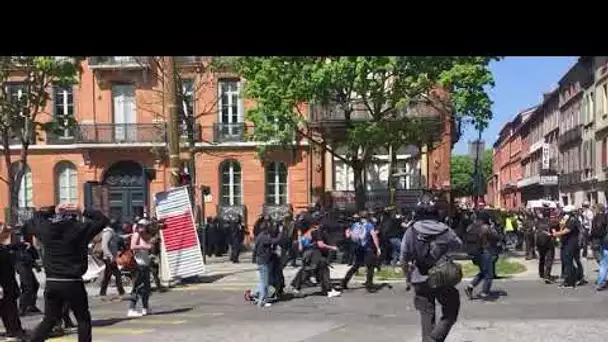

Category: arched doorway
[102, 160, 147, 220]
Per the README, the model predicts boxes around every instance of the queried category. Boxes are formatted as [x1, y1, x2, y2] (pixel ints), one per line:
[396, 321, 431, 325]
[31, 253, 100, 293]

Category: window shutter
[603, 139, 607, 167]
[583, 141, 588, 169]
[591, 140, 596, 171]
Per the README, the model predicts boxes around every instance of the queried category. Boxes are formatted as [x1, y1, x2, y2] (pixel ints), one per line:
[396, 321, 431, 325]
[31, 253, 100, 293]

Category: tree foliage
[0, 56, 80, 223]
[214, 56, 498, 209]
[451, 149, 493, 197]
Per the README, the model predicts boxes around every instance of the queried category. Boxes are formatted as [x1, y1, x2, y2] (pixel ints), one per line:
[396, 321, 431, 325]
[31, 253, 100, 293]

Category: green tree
[451, 155, 474, 197]
[0, 56, 80, 223]
[215, 57, 498, 209]
[451, 149, 493, 197]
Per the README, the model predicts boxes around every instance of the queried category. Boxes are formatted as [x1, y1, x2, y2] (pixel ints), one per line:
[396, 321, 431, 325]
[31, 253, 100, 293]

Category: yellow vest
[505, 217, 515, 232]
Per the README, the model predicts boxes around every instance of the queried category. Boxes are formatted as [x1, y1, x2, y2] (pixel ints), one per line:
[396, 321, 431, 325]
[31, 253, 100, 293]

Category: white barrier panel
[155, 186, 205, 283]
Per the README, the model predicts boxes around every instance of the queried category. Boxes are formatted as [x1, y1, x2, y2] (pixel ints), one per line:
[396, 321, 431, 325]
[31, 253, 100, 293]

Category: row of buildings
[488, 56, 608, 210]
[0, 57, 455, 231]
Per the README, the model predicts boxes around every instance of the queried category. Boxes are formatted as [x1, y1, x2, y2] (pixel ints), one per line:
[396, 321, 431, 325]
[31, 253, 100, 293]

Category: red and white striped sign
[155, 186, 205, 281]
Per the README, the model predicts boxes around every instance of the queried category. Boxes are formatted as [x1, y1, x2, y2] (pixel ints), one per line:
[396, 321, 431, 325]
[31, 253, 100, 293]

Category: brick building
[493, 110, 531, 210]
[557, 58, 594, 207]
[0, 57, 315, 230]
[0, 56, 454, 232]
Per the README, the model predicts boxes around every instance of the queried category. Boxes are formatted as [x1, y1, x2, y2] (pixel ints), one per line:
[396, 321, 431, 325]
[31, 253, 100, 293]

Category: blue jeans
[470, 250, 494, 294]
[597, 247, 608, 286]
[254, 264, 270, 306]
[389, 238, 402, 265]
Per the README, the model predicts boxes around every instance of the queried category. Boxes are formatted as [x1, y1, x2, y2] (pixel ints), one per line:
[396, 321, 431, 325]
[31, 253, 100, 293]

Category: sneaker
[327, 289, 341, 298]
[141, 308, 149, 316]
[127, 309, 143, 318]
[258, 302, 271, 308]
[558, 283, 575, 289]
[576, 279, 588, 286]
[464, 286, 474, 300]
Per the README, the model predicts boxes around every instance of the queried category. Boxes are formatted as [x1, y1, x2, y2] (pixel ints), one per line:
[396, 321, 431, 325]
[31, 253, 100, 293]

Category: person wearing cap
[464, 211, 501, 300]
[341, 210, 381, 291]
[126, 218, 155, 317]
[552, 205, 584, 288]
[98, 219, 125, 299]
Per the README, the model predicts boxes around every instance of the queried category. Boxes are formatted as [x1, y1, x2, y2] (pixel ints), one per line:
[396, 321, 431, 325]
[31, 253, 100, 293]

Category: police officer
[14, 223, 42, 316]
[0, 223, 27, 341]
[400, 194, 463, 342]
[229, 215, 244, 263]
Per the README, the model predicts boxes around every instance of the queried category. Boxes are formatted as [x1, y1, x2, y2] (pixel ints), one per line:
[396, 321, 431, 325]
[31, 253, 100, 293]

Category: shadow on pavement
[149, 307, 193, 316]
[92, 317, 134, 327]
[175, 269, 255, 286]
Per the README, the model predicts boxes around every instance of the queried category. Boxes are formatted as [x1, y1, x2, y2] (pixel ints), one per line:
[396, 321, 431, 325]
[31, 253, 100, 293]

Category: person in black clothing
[11, 224, 42, 317]
[250, 222, 284, 307]
[553, 208, 583, 288]
[280, 212, 298, 268]
[523, 210, 537, 260]
[309, 224, 341, 297]
[0, 224, 27, 341]
[25, 203, 110, 342]
[534, 211, 556, 284]
[382, 210, 404, 267]
[229, 215, 244, 263]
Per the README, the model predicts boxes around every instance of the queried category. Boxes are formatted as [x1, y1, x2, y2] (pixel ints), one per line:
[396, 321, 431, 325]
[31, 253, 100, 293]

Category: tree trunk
[352, 158, 366, 211]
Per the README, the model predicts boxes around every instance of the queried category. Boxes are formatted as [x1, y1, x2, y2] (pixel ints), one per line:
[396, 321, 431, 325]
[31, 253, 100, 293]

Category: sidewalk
[20, 249, 601, 298]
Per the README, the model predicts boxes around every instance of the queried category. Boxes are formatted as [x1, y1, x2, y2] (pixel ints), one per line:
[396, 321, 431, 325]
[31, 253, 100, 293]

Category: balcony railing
[175, 56, 201, 65]
[310, 98, 443, 124]
[558, 170, 583, 187]
[46, 123, 165, 144]
[558, 125, 582, 146]
[88, 56, 150, 69]
[211, 123, 249, 143]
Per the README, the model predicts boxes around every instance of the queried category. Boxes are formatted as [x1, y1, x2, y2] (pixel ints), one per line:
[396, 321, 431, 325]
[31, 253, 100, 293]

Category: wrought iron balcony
[558, 170, 583, 187]
[211, 123, 249, 143]
[88, 56, 150, 69]
[558, 125, 582, 146]
[77, 123, 165, 144]
[175, 56, 202, 65]
[46, 123, 165, 145]
[310, 98, 443, 124]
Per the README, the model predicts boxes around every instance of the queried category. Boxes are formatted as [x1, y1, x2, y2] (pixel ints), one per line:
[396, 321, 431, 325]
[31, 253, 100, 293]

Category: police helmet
[415, 192, 439, 220]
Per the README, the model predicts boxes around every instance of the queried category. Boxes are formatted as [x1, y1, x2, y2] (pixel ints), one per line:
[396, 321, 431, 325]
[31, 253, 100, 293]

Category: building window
[334, 159, 354, 191]
[218, 79, 242, 124]
[220, 160, 242, 206]
[265, 162, 288, 205]
[55, 161, 78, 204]
[12, 162, 33, 208]
[180, 79, 194, 137]
[53, 85, 74, 137]
[180, 78, 194, 119]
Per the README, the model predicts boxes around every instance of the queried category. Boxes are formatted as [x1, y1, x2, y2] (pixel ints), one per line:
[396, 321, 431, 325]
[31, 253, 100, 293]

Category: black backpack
[413, 229, 462, 289]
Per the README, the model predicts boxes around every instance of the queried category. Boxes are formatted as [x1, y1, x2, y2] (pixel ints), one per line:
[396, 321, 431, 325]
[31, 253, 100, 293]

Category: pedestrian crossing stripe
[126, 319, 187, 325]
[92, 327, 154, 335]
[47, 338, 109, 342]
[172, 283, 251, 291]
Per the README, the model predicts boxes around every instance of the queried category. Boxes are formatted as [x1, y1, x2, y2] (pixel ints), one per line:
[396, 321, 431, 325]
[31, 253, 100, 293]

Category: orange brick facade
[0, 57, 451, 233]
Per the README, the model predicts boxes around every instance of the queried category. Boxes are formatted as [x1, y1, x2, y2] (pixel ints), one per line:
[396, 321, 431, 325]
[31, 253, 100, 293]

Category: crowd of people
[4, 194, 608, 342]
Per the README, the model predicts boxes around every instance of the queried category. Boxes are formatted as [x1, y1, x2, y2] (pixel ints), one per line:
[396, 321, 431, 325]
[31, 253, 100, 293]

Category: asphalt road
[8, 277, 608, 342]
